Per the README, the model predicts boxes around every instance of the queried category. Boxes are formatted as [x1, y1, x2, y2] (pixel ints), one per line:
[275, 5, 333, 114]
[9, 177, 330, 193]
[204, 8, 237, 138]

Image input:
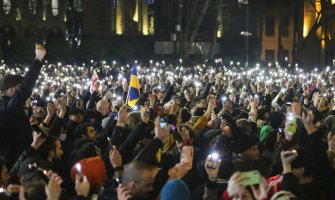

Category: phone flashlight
[207, 152, 220, 169]
[75, 163, 83, 182]
[107, 137, 113, 148]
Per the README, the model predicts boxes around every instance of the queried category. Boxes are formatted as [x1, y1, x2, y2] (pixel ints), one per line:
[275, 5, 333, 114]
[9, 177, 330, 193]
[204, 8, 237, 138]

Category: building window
[265, 50, 275, 62]
[265, 16, 275, 36]
[29, 0, 37, 15]
[52, 0, 59, 16]
[281, 17, 289, 36]
[73, 0, 83, 12]
[3, 0, 11, 14]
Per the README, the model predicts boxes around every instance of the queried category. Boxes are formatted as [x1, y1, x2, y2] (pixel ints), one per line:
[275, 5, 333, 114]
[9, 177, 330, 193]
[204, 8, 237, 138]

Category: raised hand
[117, 184, 133, 200]
[280, 150, 298, 165]
[140, 105, 149, 124]
[35, 44, 46, 62]
[204, 155, 221, 182]
[154, 116, 170, 142]
[301, 109, 317, 134]
[109, 146, 122, 168]
[45, 171, 63, 200]
[75, 174, 90, 198]
[292, 102, 302, 118]
[179, 126, 191, 140]
[31, 133, 46, 150]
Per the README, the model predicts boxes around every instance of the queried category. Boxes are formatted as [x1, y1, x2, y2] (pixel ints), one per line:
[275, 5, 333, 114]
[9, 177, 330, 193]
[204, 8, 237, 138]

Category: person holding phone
[225, 170, 269, 200]
[0, 44, 46, 168]
[280, 148, 324, 200]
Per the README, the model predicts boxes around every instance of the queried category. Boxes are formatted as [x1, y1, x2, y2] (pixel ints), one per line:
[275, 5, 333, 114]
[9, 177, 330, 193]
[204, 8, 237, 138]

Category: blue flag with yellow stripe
[127, 66, 140, 108]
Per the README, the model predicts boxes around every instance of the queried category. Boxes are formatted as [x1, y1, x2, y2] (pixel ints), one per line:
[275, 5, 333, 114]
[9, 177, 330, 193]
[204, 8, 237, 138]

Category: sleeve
[162, 84, 175, 105]
[119, 122, 149, 163]
[147, 167, 170, 200]
[282, 173, 302, 198]
[133, 138, 164, 165]
[192, 115, 209, 131]
[201, 82, 212, 99]
[110, 125, 126, 148]
[87, 91, 99, 109]
[264, 93, 272, 107]
[203, 180, 217, 200]
[48, 116, 64, 137]
[4, 60, 43, 111]
[168, 146, 194, 179]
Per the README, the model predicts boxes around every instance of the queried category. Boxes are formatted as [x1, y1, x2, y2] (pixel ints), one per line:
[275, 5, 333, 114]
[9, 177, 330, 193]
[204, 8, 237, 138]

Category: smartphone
[31, 124, 47, 138]
[107, 137, 113, 148]
[112, 177, 121, 187]
[112, 113, 118, 120]
[75, 163, 83, 182]
[207, 152, 220, 169]
[287, 117, 297, 134]
[160, 117, 168, 129]
[241, 170, 260, 187]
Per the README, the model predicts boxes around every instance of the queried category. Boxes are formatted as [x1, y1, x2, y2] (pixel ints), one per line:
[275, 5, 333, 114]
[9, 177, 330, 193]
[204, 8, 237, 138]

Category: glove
[35, 44, 46, 61]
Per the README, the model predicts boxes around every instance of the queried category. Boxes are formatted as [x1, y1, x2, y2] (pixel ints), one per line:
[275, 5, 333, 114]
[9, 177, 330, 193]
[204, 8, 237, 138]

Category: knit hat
[0, 74, 23, 91]
[268, 112, 286, 129]
[236, 133, 258, 153]
[236, 119, 252, 134]
[270, 191, 298, 200]
[259, 125, 274, 142]
[161, 179, 190, 200]
[19, 157, 48, 181]
[71, 156, 107, 192]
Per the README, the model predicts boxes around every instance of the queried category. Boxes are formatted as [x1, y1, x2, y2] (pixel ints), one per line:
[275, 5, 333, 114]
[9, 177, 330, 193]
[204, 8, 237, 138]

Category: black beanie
[0, 74, 23, 91]
[237, 133, 258, 153]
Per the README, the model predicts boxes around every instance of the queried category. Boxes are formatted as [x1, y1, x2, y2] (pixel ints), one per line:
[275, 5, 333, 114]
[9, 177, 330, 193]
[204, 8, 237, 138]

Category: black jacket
[0, 60, 43, 168]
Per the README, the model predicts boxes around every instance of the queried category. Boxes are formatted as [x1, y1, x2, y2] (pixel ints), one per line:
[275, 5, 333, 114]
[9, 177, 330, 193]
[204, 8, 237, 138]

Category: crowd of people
[0, 45, 335, 200]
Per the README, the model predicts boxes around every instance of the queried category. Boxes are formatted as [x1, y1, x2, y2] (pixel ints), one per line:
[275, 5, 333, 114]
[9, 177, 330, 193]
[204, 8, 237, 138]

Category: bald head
[122, 161, 153, 185]
[122, 161, 155, 199]
[96, 99, 109, 116]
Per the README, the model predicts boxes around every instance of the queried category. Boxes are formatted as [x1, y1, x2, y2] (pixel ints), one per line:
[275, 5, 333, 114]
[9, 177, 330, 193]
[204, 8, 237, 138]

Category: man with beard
[117, 161, 154, 200]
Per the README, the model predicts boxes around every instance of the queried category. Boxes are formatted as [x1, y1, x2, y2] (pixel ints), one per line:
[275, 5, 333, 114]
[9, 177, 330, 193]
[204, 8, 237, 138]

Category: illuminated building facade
[260, 0, 335, 67]
[83, 0, 154, 36]
[260, 0, 296, 64]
